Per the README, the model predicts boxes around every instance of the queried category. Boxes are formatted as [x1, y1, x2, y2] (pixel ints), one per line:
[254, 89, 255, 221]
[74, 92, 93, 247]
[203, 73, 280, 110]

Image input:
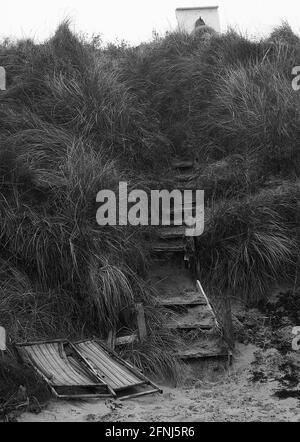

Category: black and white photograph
[0, 0, 300, 426]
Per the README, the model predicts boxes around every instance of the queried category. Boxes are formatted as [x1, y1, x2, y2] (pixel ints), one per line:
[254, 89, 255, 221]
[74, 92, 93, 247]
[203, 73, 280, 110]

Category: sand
[18, 343, 300, 422]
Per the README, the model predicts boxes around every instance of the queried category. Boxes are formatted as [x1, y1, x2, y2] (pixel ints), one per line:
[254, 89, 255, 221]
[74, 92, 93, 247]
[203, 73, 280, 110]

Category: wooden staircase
[148, 158, 231, 363]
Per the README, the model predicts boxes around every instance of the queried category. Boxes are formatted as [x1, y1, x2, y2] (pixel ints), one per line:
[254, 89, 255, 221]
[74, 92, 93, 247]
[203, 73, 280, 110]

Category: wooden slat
[177, 350, 229, 361]
[157, 292, 207, 307]
[150, 240, 185, 252]
[158, 226, 185, 239]
[22, 343, 96, 386]
[171, 160, 194, 170]
[89, 340, 162, 395]
[119, 388, 160, 401]
[76, 342, 131, 389]
[74, 341, 142, 391]
[175, 173, 195, 183]
[16, 341, 113, 399]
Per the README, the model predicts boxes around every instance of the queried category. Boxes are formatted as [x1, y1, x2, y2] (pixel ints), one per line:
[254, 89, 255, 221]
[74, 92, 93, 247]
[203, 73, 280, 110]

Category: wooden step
[172, 160, 194, 170]
[150, 239, 185, 252]
[158, 226, 186, 239]
[150, 202, 197, 224]
[154, 200, 197, 213]
[177, 184, 198, 192]
[175, 173, 195, 183]
[146, 203, 197, 227]
[166, 305, 215, 330]
[157, 291, 207, 307]
[176, 346, 229, 361]
[175, 337, 229, 361]
[149, 262, 196, 297]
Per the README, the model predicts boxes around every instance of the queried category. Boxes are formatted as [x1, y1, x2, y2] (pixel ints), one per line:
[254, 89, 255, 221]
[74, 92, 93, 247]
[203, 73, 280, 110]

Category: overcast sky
[1, 0, 300, 44]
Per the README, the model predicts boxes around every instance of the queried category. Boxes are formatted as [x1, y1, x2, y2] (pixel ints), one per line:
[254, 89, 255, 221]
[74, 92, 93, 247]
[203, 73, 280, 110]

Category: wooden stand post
[136, 304, 147, 341]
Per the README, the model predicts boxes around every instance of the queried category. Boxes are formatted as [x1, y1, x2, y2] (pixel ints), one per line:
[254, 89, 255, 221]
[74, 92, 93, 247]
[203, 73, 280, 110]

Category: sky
[1, 0, 300, 45]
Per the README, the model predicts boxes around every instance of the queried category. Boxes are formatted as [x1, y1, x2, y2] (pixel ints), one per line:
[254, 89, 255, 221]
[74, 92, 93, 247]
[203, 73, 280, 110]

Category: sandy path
[19, 344, 300, 422]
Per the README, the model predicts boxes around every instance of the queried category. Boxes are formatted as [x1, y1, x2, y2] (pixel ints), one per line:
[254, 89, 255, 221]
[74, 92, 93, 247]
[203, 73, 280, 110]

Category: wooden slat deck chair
[16, 340, 113, 399]
[73, 340, 162, 400]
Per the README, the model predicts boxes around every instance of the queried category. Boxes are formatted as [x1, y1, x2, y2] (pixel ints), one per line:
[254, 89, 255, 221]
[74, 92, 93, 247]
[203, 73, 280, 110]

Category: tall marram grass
[115, 23, 300, 305]
[0, 23, 170, 171]
[196, 183, 300, 304]
[1, 19, 300, 406]
[0, 22, 180, 402]
[114, 23, 300, 180]
[198, 56, 300, 175]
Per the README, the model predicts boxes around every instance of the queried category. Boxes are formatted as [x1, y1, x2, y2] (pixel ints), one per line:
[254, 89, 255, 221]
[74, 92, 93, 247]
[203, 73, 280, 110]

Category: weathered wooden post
[0, 67, 6, 91]
[136, 303, 147, 341]
[0, 326, 6, 361]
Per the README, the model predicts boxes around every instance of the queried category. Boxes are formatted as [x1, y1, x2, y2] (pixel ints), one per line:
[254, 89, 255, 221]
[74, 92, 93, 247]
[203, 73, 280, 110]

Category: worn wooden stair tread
[177, 184, 198, 191]
[171, 160, 194, 170]
[175, 173, 195, 183]
[166, 305, 215, 330]
[149, 262, 196, 297]
[158, 226, 186, 239]
[150, 239, 185, 252]
[176, 342, 229, 360]
[153, 201, 197, 215]
[157, 291, 207, 307]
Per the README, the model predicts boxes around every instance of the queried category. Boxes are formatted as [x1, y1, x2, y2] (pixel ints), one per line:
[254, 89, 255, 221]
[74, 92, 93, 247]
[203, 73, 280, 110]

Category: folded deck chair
[16, 340, 113, 399]
[73, 340, 162, 400]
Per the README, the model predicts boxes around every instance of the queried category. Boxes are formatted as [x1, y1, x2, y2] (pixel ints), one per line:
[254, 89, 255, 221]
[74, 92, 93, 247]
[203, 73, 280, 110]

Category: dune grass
[110, 23, 300, 304]
[0, 23, 181, 408]
[1, 20, 300, 408]
[195, 183, 300, 304]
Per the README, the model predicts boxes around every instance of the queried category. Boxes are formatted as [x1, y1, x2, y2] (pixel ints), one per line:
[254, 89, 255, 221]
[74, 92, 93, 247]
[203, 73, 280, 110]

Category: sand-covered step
[149, 262, 196, 297]
[165, 305, 215, 330]
[171, 160, 194, 170]
[175, 339, 229, 360]
[175, 173, 195, 183]
[148, 212, 195, 227]
[153, 201, 197, 217]
[158, 296, 206, 307]
[150, 239, 185, 252]
[157, 290, 207, 307]
[177, 184, 198, 192]
[158, 226, 186, 239]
